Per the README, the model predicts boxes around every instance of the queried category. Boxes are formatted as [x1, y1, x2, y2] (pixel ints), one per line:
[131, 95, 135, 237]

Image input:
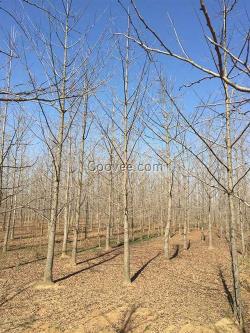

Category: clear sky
[1, 0, 249, 97]
[0, 0, 249, 161]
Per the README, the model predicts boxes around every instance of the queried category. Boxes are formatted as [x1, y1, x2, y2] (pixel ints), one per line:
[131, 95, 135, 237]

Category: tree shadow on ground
[114, 304, 139, 333]
[170, 245, 179, 260]
[10, 238, 63, 251]
[118, 306, 137, 333]
[76, 247, 121, 265]
[218, 267, 234, 313]
[0, 282, 34, 307]
[131, 253, 160, 282]
[54, 252, 122, 283]
[102, 303, 155, 333]
[1, 256, 46, 271]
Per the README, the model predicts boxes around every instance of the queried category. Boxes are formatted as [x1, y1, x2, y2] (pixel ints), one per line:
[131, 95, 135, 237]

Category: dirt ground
[0, 230, 249, 333]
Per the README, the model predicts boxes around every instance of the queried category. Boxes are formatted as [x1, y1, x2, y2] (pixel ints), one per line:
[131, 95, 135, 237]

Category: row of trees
[0, 0, 249, 331]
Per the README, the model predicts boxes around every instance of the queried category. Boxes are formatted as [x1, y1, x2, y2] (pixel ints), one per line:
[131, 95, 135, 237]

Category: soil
[0, 230, 249, 333]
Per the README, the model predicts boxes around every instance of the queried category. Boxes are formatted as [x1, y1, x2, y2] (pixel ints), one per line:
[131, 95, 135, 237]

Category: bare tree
[120, 1, 249, 328]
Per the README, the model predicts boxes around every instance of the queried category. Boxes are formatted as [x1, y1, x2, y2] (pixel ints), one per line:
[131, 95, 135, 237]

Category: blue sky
[1, 0, 249, 98]
[0, 0, 249, 162]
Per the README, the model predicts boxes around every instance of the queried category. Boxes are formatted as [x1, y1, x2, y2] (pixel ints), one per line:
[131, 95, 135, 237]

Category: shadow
[9, 238, 59, 251]
[218, 267, 234, 313]
[0, 282, 33, 307]
[187, 240, 191, 250]
[1, 243, 121, 271]
[76, 244, 99, 254]
[54, 252, 122, 283]
[170, 245, 179, 260]
[88, 304, 140, 333]
[76, 247, 120, 265]
[1, 256, 46, 271]
[114, 242, 124, 248]
[118, 304, 139, 333]
[9, 238, 68, 252]
[11, 234, 34, 240]
[97, 303, 157, 333]
[131, 252, 160, 282]
[0, 316, 36, 333]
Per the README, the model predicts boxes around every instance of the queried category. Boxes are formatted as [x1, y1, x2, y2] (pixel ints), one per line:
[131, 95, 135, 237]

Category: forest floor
[0, 230, 250, 333]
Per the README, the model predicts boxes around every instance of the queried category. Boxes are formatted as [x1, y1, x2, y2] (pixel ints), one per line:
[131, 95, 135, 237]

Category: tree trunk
[164, 190, 172, 258]
[72, 93, 88, 264]
[43, 172, 60, 283]
[61, 149, 71, 258]
[239, 202, 246, 256]
[225, 83, 243, 328]
[208, 195, 213, 249]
